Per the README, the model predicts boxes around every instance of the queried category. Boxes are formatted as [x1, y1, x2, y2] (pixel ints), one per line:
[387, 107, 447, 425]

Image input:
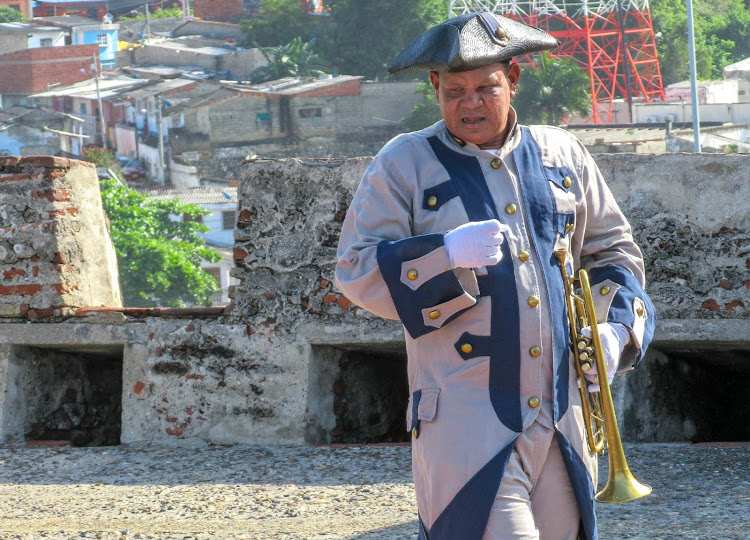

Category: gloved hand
[444, 219, 509, 269]
[580, 322, 630, 393]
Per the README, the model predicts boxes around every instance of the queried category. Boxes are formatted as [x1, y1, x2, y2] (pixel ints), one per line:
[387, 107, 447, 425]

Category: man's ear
[507, 63, 521, 95]
[429, 71, 440, 103]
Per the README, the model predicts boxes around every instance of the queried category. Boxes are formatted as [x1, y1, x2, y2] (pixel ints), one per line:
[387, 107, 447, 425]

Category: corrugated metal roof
[30, 78, 148, 99]
[138, 187, 238, 205]
[232, 75, 363, 96]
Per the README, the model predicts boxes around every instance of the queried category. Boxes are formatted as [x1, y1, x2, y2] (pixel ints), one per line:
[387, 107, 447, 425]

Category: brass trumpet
[554, 250, 652, 504]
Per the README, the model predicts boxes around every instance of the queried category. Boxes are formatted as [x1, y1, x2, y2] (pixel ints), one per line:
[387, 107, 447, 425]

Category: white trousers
[483, 421, 583, 540]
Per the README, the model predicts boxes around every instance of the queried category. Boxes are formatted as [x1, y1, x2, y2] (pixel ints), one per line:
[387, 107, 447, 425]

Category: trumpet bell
[595, 467, 652, 503]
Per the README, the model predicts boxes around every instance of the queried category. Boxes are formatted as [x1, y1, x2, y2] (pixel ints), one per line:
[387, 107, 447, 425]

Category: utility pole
[93, 54, 107, 150]
[686, 0, 701, 152]
[156, 94, 165, 183]
[144, 4, 151, 43]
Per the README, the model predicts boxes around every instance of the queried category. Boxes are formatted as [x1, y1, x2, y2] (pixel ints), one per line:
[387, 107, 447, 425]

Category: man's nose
[461, 91, 483, 108]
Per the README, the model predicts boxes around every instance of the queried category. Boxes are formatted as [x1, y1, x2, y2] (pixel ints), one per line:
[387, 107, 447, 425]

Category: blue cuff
[377, 234, 475, 339]
[588, 265, 657, 366]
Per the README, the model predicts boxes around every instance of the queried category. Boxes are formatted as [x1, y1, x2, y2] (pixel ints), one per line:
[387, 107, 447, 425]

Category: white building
[139, 186, 239, 306]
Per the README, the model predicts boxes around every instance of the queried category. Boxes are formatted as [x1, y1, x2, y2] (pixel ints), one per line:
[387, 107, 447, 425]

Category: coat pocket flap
[417, 388, 440, 422]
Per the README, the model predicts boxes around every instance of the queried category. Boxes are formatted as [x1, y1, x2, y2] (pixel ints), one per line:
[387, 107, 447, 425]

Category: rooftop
[228, 75, 363, 96]
[138, 186, 238, 205]
[35, 15, 119, 30]
[0, 21, 62, 32]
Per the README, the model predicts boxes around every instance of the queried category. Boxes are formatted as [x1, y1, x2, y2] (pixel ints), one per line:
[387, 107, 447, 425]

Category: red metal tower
[450, 1, 665, 124]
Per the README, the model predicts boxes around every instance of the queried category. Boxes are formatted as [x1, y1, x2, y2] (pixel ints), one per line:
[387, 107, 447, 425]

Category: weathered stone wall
[0, 152, 748, 447]
[0, 156, 122, 319]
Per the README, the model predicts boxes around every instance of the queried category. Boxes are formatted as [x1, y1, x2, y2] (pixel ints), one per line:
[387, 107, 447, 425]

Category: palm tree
[250, 37, 329, 84]
[514, 53, 592, 125]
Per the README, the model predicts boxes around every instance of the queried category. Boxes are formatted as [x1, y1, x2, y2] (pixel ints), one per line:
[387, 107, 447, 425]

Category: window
[204, 267, 221, 286]
[80, 103, 87, 115]
[183, 213, 203, 223]
[299, 108, 322, 118]
[97, 33, 108, 46]
[222, 211, 235, 230]
[40, 38, 53, 48]
[256, 111, 270, 125]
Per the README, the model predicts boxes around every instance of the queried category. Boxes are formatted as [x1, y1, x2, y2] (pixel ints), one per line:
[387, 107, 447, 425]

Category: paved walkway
[0, 442, 748, 539]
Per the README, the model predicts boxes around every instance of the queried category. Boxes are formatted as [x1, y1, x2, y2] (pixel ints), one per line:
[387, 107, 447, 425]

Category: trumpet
[554, 250, 652, 504]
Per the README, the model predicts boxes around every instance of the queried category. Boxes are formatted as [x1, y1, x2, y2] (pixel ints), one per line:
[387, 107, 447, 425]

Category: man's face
[430, 62, 520, 149]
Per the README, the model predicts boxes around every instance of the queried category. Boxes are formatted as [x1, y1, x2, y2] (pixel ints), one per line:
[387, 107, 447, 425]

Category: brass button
[528, 396, 540, 408]
[427, 195, 438, 207]
[412, 427, 418, 438]
[428, 310, 440, 320]
[528, 295, 539, 307]
[600, 286, 611, 296]
[529, 346, 541, 357]
[461, 343, 473, 354]
[563, 176, 573, 188]
[452, 136, 465, 146]
[565, 223, 574, 232]
[637, 306, 645, 317]
[505, 203, 517, 215]
[407, 269, 418, 281]
[518, 250, 530, 262]
[490, 158, 502, 169]
[496, 27, 506, 39]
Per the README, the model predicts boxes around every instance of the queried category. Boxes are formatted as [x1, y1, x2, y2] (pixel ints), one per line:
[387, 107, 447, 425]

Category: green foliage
[250, 37, 328, 83]
[241, 0, 318, 47]
[0, 6, 25, 23]
[514, 54, 591, 125]
[402, 81, 442, 132]
[82, 147, 125, 182]
[120, 7, 184, 20]
[651, 0, 750, 84]
[98, 179, 221, 308]
[317, 0, 450, 80]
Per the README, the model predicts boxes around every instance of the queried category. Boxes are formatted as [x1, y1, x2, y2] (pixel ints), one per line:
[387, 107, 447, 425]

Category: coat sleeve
[335, 153, 479, 339]
[572, 141, 656, 370]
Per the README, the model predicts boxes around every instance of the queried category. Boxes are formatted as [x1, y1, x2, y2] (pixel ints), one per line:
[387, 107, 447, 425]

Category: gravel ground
[0, 442, 747, 540]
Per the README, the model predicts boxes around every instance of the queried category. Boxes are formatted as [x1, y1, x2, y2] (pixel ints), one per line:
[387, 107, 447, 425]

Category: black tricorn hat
[388, 12, 559, 74]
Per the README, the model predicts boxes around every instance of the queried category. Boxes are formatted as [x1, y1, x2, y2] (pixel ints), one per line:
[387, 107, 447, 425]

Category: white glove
[580, 322, 630, 393]
[444, 219, 509, 269]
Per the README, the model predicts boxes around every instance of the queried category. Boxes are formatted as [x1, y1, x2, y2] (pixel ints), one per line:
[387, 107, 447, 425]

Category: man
[334, 12, 656, 540]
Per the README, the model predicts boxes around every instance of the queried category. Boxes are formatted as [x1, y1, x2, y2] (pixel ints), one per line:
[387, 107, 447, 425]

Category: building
[0, 0, 33, 18]
[192, 0, 259, 21]
[0, 44, 99, 109]
[0, 21, 66, 55]
[36, 14, 119, 69]
[33, 0, 112, 20]
[0, 105, 79, 156]
[171, 19, 244, 41]
[136, 186, 240, 306]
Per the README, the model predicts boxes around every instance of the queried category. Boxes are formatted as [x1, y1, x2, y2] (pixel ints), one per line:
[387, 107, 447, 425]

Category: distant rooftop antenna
[448, 0, 665, 124]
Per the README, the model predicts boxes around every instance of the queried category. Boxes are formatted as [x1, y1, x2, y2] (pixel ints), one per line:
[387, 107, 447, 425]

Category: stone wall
[0, 152, 748, 447]
[0, 156, 122, 320]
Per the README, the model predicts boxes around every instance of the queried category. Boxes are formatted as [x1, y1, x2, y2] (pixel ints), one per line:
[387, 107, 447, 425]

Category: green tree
[0, 5, 25, 22]
[120, 6, 184, 20]
[99, 180, 221, 307]
[241, 0, 318, 47]
[250, 37, 328, 83]
[318, 0, 449, 80]
[84, 148, 221, 307]
[514, 54, 591, 125]
[402, 80, 441, 131]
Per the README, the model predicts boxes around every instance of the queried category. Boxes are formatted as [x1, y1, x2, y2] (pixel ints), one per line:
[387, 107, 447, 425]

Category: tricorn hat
[388, 12, 559, 74]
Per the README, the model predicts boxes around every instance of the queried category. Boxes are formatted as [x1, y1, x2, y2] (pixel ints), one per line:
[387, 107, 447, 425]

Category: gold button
[407, 269, 418, 281]
[505, 203, 517, 215]
[565, 223, 574, 232]
[461, 343, 473, 354]
[518, 250, 530, 262]
[563, 176, 573, 188]
[428, 310, 440, 320]
[528, 295, 539, 307]
[529, 346, 541, 357]
[600, 286, 611, 296]
[637, 306, 645, 317]
[490, 158, 502, 169]
[427, 195, 438, 207]
[496, 27, 506, 39]
[452, 136, 464, 146]
[528, 396, 540, 408]
[412, 427, 418, 439]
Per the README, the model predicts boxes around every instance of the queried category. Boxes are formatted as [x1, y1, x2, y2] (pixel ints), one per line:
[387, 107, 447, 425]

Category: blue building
[36, 15, 119, 69]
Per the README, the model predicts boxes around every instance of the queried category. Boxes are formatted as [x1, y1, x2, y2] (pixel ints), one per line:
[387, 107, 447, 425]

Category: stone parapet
[0, 156, 122, 319]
